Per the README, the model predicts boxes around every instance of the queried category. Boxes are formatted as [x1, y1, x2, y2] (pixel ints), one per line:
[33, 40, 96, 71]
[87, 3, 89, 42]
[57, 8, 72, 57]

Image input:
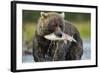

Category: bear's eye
[53, 24, 57, 27]
[59, 24, 63, 28]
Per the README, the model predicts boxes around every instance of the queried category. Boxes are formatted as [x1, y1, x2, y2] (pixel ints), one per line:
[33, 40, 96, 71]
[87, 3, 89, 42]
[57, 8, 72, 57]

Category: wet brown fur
[33, 12, 83, 62]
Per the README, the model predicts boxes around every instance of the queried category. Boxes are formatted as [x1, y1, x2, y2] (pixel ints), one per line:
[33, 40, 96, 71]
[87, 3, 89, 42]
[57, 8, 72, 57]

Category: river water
[22, 39, 91, 62]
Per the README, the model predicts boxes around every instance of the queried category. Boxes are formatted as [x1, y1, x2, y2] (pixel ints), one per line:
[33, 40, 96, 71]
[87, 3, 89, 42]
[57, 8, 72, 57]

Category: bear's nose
[55, 32, 62, 37]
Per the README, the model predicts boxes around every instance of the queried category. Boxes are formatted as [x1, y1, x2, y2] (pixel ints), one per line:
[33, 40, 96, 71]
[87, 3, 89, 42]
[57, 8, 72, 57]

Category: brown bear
[32, 12, 83, 62]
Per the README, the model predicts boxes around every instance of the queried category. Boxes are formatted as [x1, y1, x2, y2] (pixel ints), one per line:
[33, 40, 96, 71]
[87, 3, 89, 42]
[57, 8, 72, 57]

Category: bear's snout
[54, 31, 62, 37]
[54, 26, 63, 37]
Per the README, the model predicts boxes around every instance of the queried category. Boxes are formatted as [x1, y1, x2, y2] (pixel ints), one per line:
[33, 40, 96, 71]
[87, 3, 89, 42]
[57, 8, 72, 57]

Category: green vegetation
[23, 23, 36, 42]
[73, 22, 90, 39]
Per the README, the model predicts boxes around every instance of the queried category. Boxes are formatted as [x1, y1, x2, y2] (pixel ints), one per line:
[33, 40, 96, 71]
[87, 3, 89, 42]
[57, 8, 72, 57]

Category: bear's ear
[40, 12, 48, 18]
[60, 12, 65, 18]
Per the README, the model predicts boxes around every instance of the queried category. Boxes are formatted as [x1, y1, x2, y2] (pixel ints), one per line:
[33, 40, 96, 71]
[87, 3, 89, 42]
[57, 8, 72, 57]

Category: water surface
[22, 39, 91, 62]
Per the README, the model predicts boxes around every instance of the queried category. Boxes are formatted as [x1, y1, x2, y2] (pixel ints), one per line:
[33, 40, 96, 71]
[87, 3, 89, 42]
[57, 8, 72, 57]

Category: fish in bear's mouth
[44, 32, 77, 44]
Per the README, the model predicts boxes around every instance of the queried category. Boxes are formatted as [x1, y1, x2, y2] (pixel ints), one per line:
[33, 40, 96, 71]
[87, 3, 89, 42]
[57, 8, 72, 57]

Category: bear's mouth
[44, 32, 77, 44]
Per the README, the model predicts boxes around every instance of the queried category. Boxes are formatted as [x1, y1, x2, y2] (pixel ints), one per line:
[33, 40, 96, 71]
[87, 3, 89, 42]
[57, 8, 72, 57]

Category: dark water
[22, 39, 91, 62]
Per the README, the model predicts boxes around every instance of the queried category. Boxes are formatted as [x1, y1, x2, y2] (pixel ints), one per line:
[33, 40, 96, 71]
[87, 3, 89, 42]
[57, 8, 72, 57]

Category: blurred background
[22, 10, 91, 62]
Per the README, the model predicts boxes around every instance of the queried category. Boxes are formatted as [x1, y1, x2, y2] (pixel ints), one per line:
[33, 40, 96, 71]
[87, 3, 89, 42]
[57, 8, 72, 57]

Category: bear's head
[37, 12, 65, 38]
